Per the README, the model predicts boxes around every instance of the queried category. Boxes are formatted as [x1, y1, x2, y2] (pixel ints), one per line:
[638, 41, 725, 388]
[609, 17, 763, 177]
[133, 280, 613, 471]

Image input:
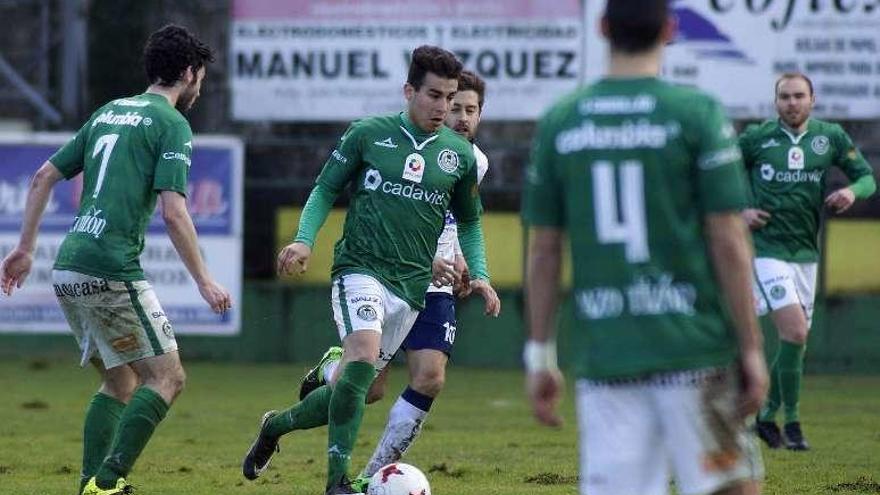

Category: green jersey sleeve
[831, 124, 874, 183]
[315, 122, 364, 193]
[694, 99, 749, 213]
[522, 116, 564, 227]
[153, 122, 192, 196]
[49, 120, 91, 179]
[449, 156, 482, 223]
[737, 124, 759, 170]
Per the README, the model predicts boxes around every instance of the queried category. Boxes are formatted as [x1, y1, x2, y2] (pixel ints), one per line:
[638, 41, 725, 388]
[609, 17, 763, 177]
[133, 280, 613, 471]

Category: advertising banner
[0, 134, 243, 335]
[231, 0, 583, 121]
[584, 1, 880, 119]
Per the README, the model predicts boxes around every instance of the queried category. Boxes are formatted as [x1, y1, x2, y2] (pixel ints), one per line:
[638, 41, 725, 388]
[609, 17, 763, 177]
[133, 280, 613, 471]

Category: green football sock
[264, 384, 332, 437]
[758, 348, 782, 422]
[94, 387, 169, 488]
[326, 361, 376, 489]
[80, 393, 126, 492]
[778, 341, 806, 424]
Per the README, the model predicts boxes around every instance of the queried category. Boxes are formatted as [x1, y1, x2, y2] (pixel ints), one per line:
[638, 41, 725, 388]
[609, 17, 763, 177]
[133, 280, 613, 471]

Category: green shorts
[53, 270, 178, 369]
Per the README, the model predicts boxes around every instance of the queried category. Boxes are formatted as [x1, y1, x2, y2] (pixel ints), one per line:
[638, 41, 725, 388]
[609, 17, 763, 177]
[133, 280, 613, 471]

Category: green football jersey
[50, 93, 192, 280]
[315, 112, 481, 310]
[739, 119, 873, 262]
[523, 77, 749, 380]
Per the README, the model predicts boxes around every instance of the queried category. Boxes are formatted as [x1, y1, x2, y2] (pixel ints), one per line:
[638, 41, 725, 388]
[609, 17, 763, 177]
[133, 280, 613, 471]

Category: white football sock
[361, 395, 428, 477]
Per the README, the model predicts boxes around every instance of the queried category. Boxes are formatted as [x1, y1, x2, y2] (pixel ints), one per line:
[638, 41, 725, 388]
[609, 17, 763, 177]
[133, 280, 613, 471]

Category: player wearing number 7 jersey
[523, 1, 768, 494]
[0, 25, 231, 495]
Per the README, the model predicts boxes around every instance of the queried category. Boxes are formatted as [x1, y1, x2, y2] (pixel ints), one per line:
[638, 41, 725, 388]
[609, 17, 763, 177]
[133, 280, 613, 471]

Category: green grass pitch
[1, 360, 878, 494]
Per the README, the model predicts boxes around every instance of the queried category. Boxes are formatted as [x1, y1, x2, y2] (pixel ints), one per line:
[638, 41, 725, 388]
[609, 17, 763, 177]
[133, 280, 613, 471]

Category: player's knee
[411, 368, 445, 397]
[160, 367, 187, 399]
[365, 386, 385, 404]
[781, 325, 808, 344]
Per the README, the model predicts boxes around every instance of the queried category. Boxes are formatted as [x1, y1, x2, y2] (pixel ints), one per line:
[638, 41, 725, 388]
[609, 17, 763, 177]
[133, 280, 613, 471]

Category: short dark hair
[143, 24, 214, 86]
[775, 72, 814, 97]
[458, 70, 486, 109]
[603, 0, 668, 54]
[407, 45, 462, 90]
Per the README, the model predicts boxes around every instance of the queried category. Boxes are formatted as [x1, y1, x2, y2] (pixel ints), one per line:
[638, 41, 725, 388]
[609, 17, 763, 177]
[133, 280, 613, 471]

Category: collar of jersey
[776, 118, 812, 144]
[140, 92, 172, 107]
[398, 112, 439, 151]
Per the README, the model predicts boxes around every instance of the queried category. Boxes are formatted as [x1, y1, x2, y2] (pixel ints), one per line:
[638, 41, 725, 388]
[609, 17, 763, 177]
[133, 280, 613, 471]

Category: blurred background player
[522, 1, 768, 494]
[742, 73, 876, 451]
[0, 24, 231, 495]
[297, 70, 497, 492]
[242, 46, 495, 495]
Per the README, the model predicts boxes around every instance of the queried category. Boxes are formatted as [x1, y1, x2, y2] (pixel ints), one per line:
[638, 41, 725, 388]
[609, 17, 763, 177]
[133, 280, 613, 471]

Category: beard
[175, 83, 198, 113]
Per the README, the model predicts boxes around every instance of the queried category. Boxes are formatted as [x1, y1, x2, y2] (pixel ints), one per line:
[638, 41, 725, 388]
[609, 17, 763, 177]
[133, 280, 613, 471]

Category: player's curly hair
[143, 24, 214, 86]
[458, 70, 486, 110]
[407, 45, 462, 90]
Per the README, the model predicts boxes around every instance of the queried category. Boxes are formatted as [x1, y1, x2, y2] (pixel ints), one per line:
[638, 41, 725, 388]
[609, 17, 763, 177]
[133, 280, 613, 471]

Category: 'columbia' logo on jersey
[373, 137, 398, 148]
[555, 119, 678, 154]
[92, 110, 144, 128]
[363, 168, 447, 205]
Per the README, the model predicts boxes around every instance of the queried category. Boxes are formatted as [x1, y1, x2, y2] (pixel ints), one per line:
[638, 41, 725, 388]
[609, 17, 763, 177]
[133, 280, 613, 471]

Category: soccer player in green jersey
[294, 71, 498, 493]
[0, 25, 231, 495]
[242, 47, 493, 495]
[743, 73, 876, 451]
[523, 1, 768, 494]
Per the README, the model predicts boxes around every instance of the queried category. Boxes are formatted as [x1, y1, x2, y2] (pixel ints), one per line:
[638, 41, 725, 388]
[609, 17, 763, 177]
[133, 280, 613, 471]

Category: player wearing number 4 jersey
[741, 73, 876, 451]
[523, 2, 768, 495]
[0, 25, 231, 495]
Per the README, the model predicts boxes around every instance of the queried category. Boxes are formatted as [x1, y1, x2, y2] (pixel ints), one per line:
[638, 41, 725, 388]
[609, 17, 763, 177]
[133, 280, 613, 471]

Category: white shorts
[576, 367, 763, 495]
[752, 257, 817, 326]
[53, 270, 178, 369]
[330, 273, 419, 371]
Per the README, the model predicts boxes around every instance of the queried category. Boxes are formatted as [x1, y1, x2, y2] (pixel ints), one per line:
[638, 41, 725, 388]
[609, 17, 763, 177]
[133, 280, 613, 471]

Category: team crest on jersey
[356, 305, 378, 322]
[770, 285, 786, 300]
[437, 149, 459, 173]
[811, 135, 829, 155]
[787, 146, 804, 170]
[403, 153, 425, 183]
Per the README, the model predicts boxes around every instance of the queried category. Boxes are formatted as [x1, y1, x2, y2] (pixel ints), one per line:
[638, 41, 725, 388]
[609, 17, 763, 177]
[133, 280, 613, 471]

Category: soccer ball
[366, 463, 431, 495]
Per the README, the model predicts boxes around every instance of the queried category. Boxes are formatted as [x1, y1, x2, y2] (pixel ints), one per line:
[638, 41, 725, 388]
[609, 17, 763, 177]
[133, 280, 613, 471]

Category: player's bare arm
[524, 226, 565, 427]
[161, 190, 232, 313]
[824, 187, 856, 213]
[0, 161, 64, 296]
[468, 279, 501, 317]
[277, 241, 312, 276]
[742, 208, 771, 229]
[705, 212, 769, 418]
[431, 256, 458, 288]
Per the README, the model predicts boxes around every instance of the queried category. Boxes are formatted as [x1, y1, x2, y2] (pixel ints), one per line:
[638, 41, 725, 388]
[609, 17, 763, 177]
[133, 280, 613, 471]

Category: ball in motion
[367, 463, 431, 495]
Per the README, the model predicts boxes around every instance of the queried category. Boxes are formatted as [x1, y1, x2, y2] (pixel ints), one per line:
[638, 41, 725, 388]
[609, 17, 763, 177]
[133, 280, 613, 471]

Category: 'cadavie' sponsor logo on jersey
[759, 163, 824, 183]
[363, 169, 447, 205]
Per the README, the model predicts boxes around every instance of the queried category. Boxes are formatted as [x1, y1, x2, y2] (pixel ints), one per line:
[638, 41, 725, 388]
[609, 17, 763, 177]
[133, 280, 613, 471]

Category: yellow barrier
[276, 208, 540, 288]
[825, 220, 880, 294]
[277, 209, 873, 294]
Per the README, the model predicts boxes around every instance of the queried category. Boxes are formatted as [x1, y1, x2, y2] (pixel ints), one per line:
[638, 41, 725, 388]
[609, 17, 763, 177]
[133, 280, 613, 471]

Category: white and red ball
[367, 463, 431, 495]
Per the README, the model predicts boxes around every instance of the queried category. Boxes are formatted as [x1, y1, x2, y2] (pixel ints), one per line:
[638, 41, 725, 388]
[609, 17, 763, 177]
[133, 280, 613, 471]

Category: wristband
[523, 339, 559, 372]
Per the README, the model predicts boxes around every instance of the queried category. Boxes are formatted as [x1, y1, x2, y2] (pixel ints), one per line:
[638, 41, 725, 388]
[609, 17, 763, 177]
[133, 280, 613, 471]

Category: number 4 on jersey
[592, 160, 649, 263]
